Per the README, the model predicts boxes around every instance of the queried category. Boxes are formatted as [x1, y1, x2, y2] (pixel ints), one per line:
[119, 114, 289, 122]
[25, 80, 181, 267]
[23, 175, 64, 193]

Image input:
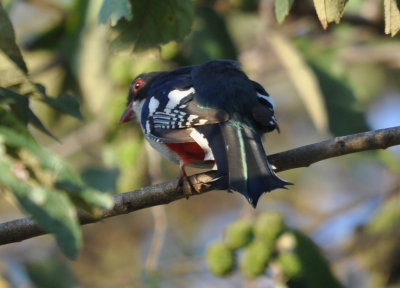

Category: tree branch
[1, 126, 399, 246]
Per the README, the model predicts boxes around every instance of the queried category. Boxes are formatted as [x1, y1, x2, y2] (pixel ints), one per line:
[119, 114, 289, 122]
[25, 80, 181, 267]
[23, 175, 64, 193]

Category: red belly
[166, 142, 206, 165]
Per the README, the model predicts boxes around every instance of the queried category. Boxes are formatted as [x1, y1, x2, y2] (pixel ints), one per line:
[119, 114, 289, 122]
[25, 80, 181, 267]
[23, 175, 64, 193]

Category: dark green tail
[196, 123, 290, 207]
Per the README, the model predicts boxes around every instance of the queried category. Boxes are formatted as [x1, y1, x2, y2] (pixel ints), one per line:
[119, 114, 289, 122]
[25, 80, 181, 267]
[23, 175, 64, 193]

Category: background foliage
[0, 0, 399, 287]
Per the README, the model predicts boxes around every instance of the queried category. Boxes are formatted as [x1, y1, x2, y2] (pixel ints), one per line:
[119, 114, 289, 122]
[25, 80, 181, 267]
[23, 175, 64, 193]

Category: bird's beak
[119, 105, 134, 123]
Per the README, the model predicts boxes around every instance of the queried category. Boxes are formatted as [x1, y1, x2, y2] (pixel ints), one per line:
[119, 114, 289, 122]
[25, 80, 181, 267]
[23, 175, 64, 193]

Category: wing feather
[145, 88, 229, 143]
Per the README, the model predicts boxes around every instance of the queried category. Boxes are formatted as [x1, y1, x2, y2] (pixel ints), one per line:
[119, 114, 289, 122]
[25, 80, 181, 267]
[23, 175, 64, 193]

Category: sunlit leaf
[112, 0, 193, 51]
[0, 50, 42, 100]
[98, 0, 133, 26]
[0, 3, 27, 73]
[0, 160, 81, 258]
[0, 52, 40, 98]
[313, 0, 348, 29]
[274, 0, 294, 24]
[384, 0, 400, 36]
[269, 34, 328, 132]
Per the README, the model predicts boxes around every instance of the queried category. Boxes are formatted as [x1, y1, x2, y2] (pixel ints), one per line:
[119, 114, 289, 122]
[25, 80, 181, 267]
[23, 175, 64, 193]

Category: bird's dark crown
[127, 71, 163, 104]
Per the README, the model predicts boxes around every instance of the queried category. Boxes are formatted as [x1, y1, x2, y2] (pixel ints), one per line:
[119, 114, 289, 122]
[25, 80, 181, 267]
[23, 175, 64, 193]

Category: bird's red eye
[133, 79, 143, 92]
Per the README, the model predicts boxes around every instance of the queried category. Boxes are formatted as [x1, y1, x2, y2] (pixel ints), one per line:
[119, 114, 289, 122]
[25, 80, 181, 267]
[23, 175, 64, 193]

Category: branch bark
[1, 126, 400, 246]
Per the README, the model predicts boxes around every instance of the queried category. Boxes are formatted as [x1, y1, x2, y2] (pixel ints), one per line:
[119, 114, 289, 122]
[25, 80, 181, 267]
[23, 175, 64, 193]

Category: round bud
[239, 241, 272, 278]
[206, 242, 234, 276]
[224, 219, 253, 249]
[254, 212, 285, 245]
[278, 252, 302, 278]
[276, 232, 297, 253]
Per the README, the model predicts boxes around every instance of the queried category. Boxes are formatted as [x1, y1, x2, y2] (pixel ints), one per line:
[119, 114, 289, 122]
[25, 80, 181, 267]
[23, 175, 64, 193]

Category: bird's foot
[177, 166, 195, 199]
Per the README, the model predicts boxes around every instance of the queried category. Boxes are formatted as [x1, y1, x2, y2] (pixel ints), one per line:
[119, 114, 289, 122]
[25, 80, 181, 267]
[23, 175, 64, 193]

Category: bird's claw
[178, 176, 195, 199]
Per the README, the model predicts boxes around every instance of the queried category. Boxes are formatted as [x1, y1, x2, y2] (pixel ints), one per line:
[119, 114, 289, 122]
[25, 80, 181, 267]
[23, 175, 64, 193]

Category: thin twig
[0, 126, 399, 246]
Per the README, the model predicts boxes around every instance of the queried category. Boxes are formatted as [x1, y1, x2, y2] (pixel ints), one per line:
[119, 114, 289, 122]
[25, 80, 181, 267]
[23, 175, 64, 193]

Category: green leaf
[0, 126, 39, 153]
[184, 7, 237, 64]
[274, 0, 294, 24]
[25, 106, 58, 139]
[0, 126, 63, 172]
[0, 52, 40, 98]
[0, 125, 66, 178]
[292, 230, 343, 288]
[25, 257, 80, 288]
[0, 127, 114, 211]
[112, 0, 194, 51]
[0, 6, 82, 121]
[81, 166, 119, 193]
[0, 88, 56, 139]
[309, 63, 370, 136]
[313, 0, 348, 29]
[35, 84, 83, 120]
[0, 160, 81, 258]
[55, 180, 114, 211]
[0, 51, 81, 136]
[0, 3, 27, 73]
[0, 108, 31, 136]
[384, 0, 400, 36]
[98, 0, 133, 26]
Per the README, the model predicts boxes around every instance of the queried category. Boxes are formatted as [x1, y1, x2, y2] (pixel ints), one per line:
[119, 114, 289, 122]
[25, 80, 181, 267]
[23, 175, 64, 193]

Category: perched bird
[120, 60, 290, 207]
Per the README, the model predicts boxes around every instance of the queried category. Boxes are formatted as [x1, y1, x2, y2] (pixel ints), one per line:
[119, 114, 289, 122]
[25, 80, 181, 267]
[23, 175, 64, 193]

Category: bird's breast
[165, 142, 206, 165]
[145, 127, 215, 168]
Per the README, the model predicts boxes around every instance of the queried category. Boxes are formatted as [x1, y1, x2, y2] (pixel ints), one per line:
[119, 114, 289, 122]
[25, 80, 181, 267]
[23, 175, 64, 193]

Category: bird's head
[120, 71, 162, 123]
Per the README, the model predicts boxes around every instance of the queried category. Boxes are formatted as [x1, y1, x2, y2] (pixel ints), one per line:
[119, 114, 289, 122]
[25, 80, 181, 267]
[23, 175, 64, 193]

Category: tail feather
[221, 124, 249, 197]
[194, 124, 228, 179]
[241, 127, 290, 207]
[196, 123, 290, 207]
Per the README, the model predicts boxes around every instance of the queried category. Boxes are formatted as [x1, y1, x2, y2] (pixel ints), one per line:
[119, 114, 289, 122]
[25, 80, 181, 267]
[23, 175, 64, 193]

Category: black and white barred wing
[145, 87, 228, 143]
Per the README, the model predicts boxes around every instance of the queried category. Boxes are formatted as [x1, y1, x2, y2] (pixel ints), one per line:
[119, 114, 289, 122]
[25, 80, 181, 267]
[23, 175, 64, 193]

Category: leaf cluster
[206, 212, 343, 288]
[0, 3, 113, 258]
[275, 0, 400, 36]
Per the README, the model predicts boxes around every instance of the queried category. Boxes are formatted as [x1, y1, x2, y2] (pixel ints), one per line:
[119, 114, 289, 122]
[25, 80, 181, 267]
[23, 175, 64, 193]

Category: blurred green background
[0, 0, 400, 287]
